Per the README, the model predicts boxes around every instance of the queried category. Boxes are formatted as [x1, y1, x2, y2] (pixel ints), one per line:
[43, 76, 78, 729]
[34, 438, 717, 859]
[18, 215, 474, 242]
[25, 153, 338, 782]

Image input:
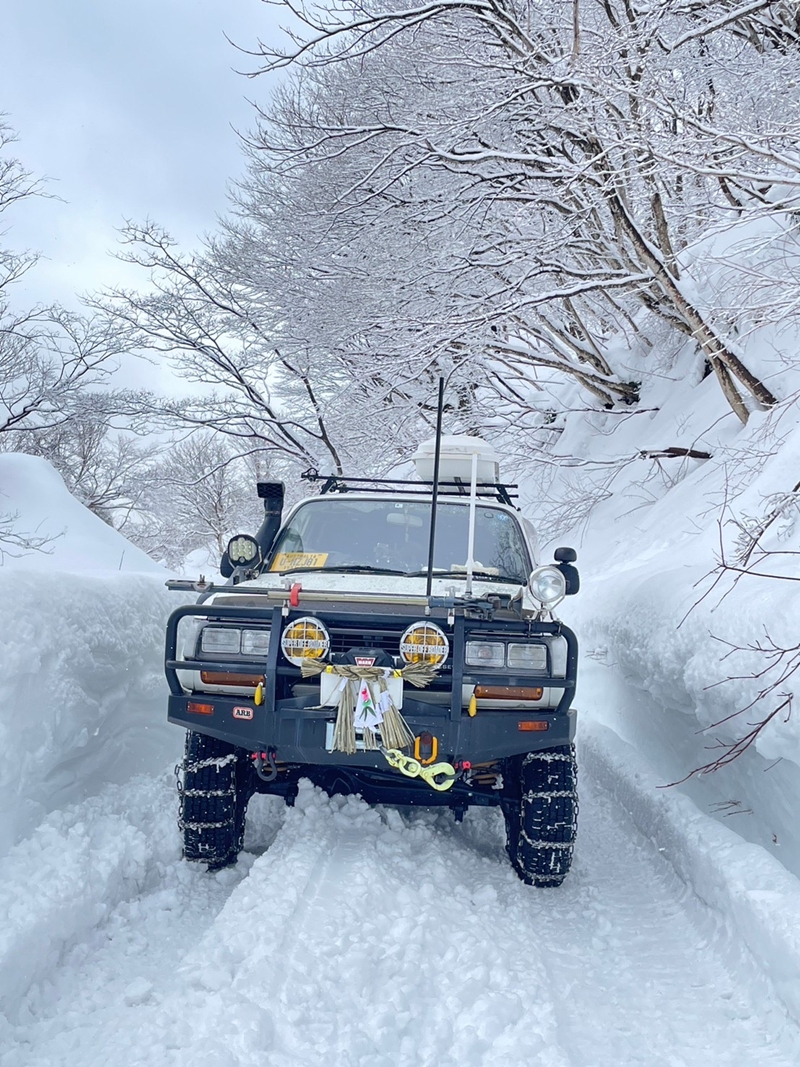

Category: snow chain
[177, 753, 237, 833]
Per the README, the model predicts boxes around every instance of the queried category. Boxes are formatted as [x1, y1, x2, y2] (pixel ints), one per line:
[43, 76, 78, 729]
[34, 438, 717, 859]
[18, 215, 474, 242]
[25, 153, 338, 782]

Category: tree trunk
[608, 192, 778, 420]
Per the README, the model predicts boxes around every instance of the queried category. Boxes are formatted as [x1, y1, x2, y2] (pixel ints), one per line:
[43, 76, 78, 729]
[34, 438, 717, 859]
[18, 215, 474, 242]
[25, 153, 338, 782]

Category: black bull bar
[164, 602, 578, 771]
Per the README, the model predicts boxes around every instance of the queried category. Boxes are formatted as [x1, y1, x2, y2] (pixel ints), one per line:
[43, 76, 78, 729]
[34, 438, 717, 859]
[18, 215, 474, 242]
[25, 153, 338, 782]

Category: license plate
[319, 671, 403, 709]
[325, 721, 375, 751]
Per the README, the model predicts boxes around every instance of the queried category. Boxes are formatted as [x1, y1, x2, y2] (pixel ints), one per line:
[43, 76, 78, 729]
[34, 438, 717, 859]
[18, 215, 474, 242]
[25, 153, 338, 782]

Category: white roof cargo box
[412, 435, 500, 485]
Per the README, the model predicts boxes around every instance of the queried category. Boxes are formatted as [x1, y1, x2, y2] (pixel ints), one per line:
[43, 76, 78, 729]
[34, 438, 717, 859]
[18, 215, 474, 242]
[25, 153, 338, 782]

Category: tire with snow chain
[178, 731, 254, 871]
[504, 744, 578, 888]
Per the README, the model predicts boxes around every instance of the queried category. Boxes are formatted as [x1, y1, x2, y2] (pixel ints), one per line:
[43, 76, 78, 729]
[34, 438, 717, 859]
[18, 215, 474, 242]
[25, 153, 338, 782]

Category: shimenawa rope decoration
[301, 661, 438, 754]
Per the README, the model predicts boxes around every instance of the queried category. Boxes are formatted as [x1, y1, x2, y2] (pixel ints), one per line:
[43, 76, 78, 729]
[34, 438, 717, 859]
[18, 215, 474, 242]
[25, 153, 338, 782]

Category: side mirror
[554, 546, 577, 563]
[553, 549, 579, 595]
[558, 563, 580, 596]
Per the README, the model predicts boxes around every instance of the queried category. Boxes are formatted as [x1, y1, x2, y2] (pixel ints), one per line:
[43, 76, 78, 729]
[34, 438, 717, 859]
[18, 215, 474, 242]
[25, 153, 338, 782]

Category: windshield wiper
[270, 563, 523, 582]
[470, 571, 525, 584]
[322, 565, 409, 575]
[406, 568, 523, 584]
[271, 564, 409, 576]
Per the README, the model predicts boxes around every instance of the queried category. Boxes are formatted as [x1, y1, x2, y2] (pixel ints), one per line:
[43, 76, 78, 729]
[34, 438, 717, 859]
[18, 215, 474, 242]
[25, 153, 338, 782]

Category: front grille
[327, 624, 451, 681]
[328, 626, 407, 657]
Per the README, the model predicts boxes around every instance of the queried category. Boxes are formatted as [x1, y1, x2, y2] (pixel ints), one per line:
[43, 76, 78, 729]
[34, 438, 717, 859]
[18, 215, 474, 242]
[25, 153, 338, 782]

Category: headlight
[227, 533, 261, 565]
[200, 627, 241, 654]
[465, 641, 505, 668]
[507, 643, 548, 671]
[180, 616, 204, 660]
[242, 629, 271, 656]
[281, 617, 330, 665]
[399, 622, 449, 666]
[528, 565, 566, 609]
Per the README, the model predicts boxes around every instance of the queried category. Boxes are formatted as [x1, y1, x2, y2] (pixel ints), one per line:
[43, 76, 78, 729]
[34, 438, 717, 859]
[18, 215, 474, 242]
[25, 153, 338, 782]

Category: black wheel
[503, 745, 578, 887]
[178, 731, 254, 871]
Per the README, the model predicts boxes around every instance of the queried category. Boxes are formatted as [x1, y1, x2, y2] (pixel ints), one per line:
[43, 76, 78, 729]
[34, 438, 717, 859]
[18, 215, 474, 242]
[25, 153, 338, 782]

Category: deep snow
[0, 453, 164, 576]
[3, 379, 800, 1065]
[3, 771, 800, 1067]
[0, 454, 179, 854]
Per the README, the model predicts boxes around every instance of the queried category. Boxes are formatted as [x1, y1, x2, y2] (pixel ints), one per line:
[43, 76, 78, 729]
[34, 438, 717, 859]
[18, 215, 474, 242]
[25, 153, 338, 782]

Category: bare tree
[88, 0, 800, 553]
[7, 403, 160, 525]
[0, 122, 126, 435]
[230, 0, 794, 422]
[93, 221, 392, 478]
[0, 510, 57, 565]
[671, 467, 800, 781]
[0, 119, 138, 551]
[127, 432, 268, 570]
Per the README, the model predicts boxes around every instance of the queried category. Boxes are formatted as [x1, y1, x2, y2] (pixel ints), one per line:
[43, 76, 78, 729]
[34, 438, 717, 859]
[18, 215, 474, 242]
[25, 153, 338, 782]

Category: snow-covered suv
[164, 437, 579, 886]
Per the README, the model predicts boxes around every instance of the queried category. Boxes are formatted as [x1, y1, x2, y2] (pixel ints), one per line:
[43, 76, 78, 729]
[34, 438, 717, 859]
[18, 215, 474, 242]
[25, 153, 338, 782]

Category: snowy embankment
[537, 337, 800, 1024]
[0, 453, 180, 854]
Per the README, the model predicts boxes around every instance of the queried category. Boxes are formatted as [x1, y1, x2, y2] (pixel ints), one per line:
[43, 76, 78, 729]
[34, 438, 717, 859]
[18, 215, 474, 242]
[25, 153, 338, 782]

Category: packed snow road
[1, 748, 799, 1067]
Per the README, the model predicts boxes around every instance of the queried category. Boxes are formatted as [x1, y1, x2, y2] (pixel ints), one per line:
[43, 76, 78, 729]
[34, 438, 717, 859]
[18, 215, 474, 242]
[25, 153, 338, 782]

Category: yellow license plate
[271, 551, 329, 571]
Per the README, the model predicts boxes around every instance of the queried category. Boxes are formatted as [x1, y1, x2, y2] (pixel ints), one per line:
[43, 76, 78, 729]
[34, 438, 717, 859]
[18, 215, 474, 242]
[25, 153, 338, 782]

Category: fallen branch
[638, 447, 712, 460]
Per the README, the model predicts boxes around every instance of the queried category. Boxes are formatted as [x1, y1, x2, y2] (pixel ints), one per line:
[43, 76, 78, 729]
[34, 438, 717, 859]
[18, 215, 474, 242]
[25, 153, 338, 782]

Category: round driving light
[399, 622, 449, 666]
[227, 534, 261, 565]
[281, 617, 330, 665]
[528, 565, 567, 609]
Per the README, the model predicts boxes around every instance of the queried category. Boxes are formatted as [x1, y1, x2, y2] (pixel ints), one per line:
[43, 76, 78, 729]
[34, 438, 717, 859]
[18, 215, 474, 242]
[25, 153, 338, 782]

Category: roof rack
[300, 468, 518, 508]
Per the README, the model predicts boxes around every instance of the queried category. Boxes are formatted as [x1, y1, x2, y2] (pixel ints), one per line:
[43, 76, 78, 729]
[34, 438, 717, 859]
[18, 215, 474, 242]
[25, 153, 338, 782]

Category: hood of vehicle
[209, 570, 539, 613]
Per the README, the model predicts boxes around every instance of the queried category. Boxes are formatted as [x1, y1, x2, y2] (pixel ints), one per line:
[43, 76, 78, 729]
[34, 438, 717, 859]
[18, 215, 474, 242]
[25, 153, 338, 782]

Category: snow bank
[0, 771, 284, 1028]
[582, 721, 800, 1024]
[0, 568, 181, 854]
[504, 315, 800, 1018]
[542, 350, 800, 781]
[0, 454, 181, 854]
[0, 453, 163, 575]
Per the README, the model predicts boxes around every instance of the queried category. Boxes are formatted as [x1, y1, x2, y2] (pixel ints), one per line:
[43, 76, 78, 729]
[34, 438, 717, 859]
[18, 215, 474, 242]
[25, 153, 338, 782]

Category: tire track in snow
[580, 719, 800, 1032]
[527, 772, 799, 1067]
[217, 802, 570, 1067]
[0, 772, 285, 1058]
[3, 765, 800, 1067]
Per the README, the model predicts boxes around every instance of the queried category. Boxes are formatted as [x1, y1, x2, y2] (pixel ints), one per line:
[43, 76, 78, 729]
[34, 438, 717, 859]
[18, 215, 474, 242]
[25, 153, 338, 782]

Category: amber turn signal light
[517, 721, 549, 732]
[200, 671, 265, 687]
[187, 701, 214, 716]
[473, 685, 544, 701]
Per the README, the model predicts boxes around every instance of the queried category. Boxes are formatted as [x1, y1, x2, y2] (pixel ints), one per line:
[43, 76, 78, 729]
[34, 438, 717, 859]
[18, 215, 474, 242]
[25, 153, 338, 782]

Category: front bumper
[167, 689, 577, 765]
[165, 601, 578, 771]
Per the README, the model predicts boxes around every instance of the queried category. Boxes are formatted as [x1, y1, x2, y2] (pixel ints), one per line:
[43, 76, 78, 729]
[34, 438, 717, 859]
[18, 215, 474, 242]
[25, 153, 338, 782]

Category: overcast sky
[1, 0, 285, 311]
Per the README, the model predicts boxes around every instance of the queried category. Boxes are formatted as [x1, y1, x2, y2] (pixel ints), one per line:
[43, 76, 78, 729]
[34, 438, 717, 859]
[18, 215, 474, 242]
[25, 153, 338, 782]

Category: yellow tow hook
[380, 746, 458, 792]
[254, 682, 264, 706]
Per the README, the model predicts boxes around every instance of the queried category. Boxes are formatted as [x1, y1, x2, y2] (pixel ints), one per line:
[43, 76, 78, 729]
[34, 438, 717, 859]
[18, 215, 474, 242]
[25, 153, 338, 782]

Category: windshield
[268, 498, 531, 583]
